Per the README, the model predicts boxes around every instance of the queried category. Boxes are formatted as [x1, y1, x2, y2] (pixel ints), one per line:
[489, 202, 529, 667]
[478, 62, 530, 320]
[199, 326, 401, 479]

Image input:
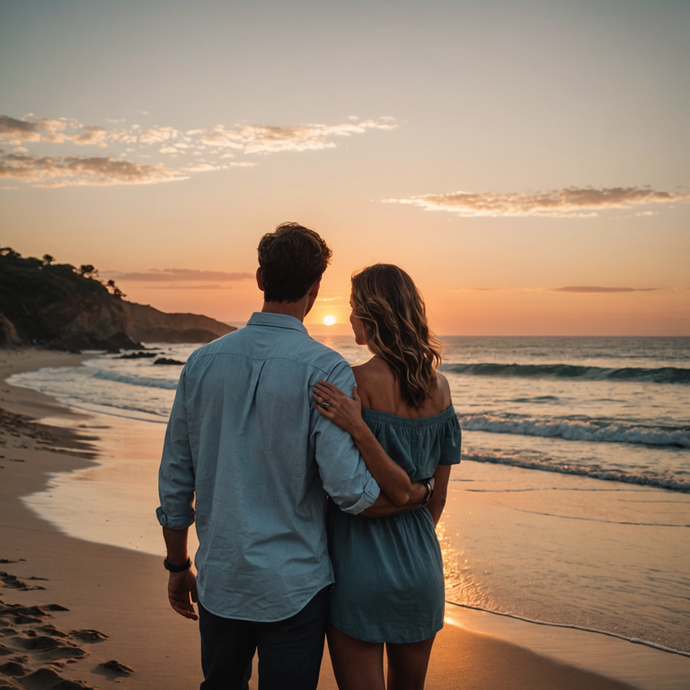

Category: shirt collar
[246, 312, 309, 335]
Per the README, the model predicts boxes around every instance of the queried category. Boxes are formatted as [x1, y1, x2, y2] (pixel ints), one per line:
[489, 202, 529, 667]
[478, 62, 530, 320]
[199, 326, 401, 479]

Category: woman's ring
[320, 402, 330, 410]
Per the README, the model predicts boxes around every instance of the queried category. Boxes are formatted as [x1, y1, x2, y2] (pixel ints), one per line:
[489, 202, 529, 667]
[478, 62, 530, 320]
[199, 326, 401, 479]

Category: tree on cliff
[79, 264, 99, 279]
[106, 279, 126, 299]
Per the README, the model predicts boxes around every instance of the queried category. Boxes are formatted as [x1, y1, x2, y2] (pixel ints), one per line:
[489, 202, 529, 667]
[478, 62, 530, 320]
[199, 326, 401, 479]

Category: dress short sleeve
[438, 412, 462, 466]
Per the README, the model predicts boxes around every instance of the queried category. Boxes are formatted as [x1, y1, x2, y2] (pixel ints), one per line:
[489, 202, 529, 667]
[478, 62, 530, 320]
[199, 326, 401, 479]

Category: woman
[312, 264, 461, 690]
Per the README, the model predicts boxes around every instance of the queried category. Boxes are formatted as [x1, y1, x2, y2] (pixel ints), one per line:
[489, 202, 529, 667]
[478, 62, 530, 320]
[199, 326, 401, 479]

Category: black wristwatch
[420, 477, 435, 506]
[163, 557, 192, 573]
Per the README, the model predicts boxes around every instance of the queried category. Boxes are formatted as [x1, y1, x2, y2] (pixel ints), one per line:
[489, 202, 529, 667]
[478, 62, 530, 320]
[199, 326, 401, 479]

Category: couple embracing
[157, 222, 461, 690]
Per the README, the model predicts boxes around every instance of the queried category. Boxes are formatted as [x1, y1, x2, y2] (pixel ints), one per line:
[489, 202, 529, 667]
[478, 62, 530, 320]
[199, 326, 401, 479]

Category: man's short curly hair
[257, 222, 332, 303]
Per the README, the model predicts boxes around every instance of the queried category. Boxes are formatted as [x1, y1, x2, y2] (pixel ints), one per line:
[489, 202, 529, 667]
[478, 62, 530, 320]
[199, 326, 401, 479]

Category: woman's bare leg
[327, 624, 385, 690]
[385, 636, 436, 690]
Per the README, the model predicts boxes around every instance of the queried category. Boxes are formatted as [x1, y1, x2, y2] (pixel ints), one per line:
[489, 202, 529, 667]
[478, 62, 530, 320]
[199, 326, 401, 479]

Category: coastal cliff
[0, 249, 235, 350]
[120, 301, 235, 344]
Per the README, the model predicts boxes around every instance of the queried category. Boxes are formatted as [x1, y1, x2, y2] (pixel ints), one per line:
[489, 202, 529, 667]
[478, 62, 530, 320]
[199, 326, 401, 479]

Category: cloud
[181, 163, 223, 173]
[109, 268, 254, 282]
[0, 153, 187, 187]
[72, 125, 110, 148]
[41, 119, 71, 143]
[0, 116, 42, 142]
[200, 117, 397, 154]
[385, 186, 690, 218]
[550, 286, 658, 293]
[139, 127, 179, 144]
[1, 113, 396, 187]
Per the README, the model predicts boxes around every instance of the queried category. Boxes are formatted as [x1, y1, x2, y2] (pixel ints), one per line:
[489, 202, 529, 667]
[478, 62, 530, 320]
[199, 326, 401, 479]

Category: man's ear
[303, 277, 322, 318]
[256, 267, 264, 291]
[308, 278, 321, 301]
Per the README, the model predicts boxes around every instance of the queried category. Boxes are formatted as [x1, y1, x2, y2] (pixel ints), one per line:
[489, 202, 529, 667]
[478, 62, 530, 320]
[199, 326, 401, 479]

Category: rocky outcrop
[121, 302, 234, 344]
[0, 251, 236, 351]
[0, 314, 22, 347]
[33, 290, 141, 352]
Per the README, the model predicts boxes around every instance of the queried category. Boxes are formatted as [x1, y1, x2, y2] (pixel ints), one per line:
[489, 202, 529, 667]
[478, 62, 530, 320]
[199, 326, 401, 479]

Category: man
[157, 223, 426, 690]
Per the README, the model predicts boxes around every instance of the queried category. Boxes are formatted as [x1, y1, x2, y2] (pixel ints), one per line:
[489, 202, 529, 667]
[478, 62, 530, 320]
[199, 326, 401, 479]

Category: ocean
[8, 335, 690, 658]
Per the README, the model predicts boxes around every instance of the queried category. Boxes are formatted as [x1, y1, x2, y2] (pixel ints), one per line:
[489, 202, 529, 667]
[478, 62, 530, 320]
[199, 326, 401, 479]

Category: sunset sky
[1, 0, 688, 335]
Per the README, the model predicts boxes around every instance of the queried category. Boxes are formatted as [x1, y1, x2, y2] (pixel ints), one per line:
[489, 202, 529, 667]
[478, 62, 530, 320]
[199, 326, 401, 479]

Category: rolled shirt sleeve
[310, 360, 380, 515]
[157, 368, 196, 530]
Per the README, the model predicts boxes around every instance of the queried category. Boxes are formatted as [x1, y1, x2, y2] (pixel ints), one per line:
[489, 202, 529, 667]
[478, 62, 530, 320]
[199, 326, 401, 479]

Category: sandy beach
[1, 348, 688, 689]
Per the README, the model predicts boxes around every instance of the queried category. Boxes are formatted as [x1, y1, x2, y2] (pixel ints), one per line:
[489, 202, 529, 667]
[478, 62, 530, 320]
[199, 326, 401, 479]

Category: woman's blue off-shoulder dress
[328, 405, 462, 644]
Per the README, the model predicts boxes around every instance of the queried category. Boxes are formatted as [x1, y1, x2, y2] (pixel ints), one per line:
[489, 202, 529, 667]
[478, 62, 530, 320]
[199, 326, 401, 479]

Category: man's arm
[311, 361, 381, 515]
[314, 380, 412, 507]
[358, 481, 427, 518]
[163, 527, 198, 621]
[157, 368, 198, 620]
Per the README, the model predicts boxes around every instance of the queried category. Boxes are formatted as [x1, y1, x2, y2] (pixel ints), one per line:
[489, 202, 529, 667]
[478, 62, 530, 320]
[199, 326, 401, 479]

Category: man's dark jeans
[198, 586, 329, 690]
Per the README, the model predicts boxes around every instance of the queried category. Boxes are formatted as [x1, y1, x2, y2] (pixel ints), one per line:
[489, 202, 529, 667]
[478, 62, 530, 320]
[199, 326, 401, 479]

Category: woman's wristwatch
[420, 477, 435, 505]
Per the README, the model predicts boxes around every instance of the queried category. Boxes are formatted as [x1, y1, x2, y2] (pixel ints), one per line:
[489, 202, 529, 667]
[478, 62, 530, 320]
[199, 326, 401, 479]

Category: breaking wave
[91, 369, 179, 390]
[441, 362, 690, 384]
[459, 413, 690, 449]
[460, 450, 690, 492]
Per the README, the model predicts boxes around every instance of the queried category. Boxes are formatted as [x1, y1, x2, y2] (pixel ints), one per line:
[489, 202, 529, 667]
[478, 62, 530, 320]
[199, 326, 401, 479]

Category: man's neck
[261, 299, 309, 322]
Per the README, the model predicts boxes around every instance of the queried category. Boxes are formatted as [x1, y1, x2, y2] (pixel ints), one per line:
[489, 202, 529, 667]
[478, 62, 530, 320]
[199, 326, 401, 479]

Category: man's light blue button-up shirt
[157, 312, 380, 622]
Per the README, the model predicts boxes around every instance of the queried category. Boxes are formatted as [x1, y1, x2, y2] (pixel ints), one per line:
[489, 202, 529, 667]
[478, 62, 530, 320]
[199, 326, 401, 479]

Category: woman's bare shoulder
[430, 372, 452, 411]
[353, 357, 394, 383]
[352, 358, 396, 410]
[436, 372, 451, 399]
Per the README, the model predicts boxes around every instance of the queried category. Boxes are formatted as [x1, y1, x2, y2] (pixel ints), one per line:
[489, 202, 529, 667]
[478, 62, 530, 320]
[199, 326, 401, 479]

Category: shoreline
[1, 347, 687, 689]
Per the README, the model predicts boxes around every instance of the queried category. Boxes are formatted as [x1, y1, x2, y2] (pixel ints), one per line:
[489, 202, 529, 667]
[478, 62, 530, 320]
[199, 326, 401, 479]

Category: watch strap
[420, 477, 435, 506]
[164, 557, 192, 573]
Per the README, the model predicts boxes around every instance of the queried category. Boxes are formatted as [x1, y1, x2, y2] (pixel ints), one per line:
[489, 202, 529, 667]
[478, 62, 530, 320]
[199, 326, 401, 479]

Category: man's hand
[167, 569, 198, 620]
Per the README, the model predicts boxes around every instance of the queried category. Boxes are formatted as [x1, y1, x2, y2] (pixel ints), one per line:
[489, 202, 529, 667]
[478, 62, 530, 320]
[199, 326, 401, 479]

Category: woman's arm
[426, 464, 451, 526]
[313, 379, 413, 507]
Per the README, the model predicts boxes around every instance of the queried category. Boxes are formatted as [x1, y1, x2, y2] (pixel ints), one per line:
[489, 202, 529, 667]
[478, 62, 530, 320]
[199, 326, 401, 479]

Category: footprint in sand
[0, 567, 134, 690]
[0, 604, 67, 627]
[97, 659, 134, 676]
[3, 665, 95, 689]
[0, 574, 46, 593]
[68, 632, 107, 643]
[5, 634, 88, 661]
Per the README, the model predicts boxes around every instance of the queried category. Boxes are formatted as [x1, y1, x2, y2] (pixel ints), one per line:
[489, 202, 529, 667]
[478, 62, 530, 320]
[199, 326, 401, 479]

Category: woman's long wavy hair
[351, 264, 442, 409]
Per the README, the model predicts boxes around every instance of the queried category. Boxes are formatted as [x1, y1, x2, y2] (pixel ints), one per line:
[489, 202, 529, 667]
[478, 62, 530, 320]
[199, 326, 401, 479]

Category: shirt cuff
[156, 506, 196, 530]
[339, 477, 380, 516]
